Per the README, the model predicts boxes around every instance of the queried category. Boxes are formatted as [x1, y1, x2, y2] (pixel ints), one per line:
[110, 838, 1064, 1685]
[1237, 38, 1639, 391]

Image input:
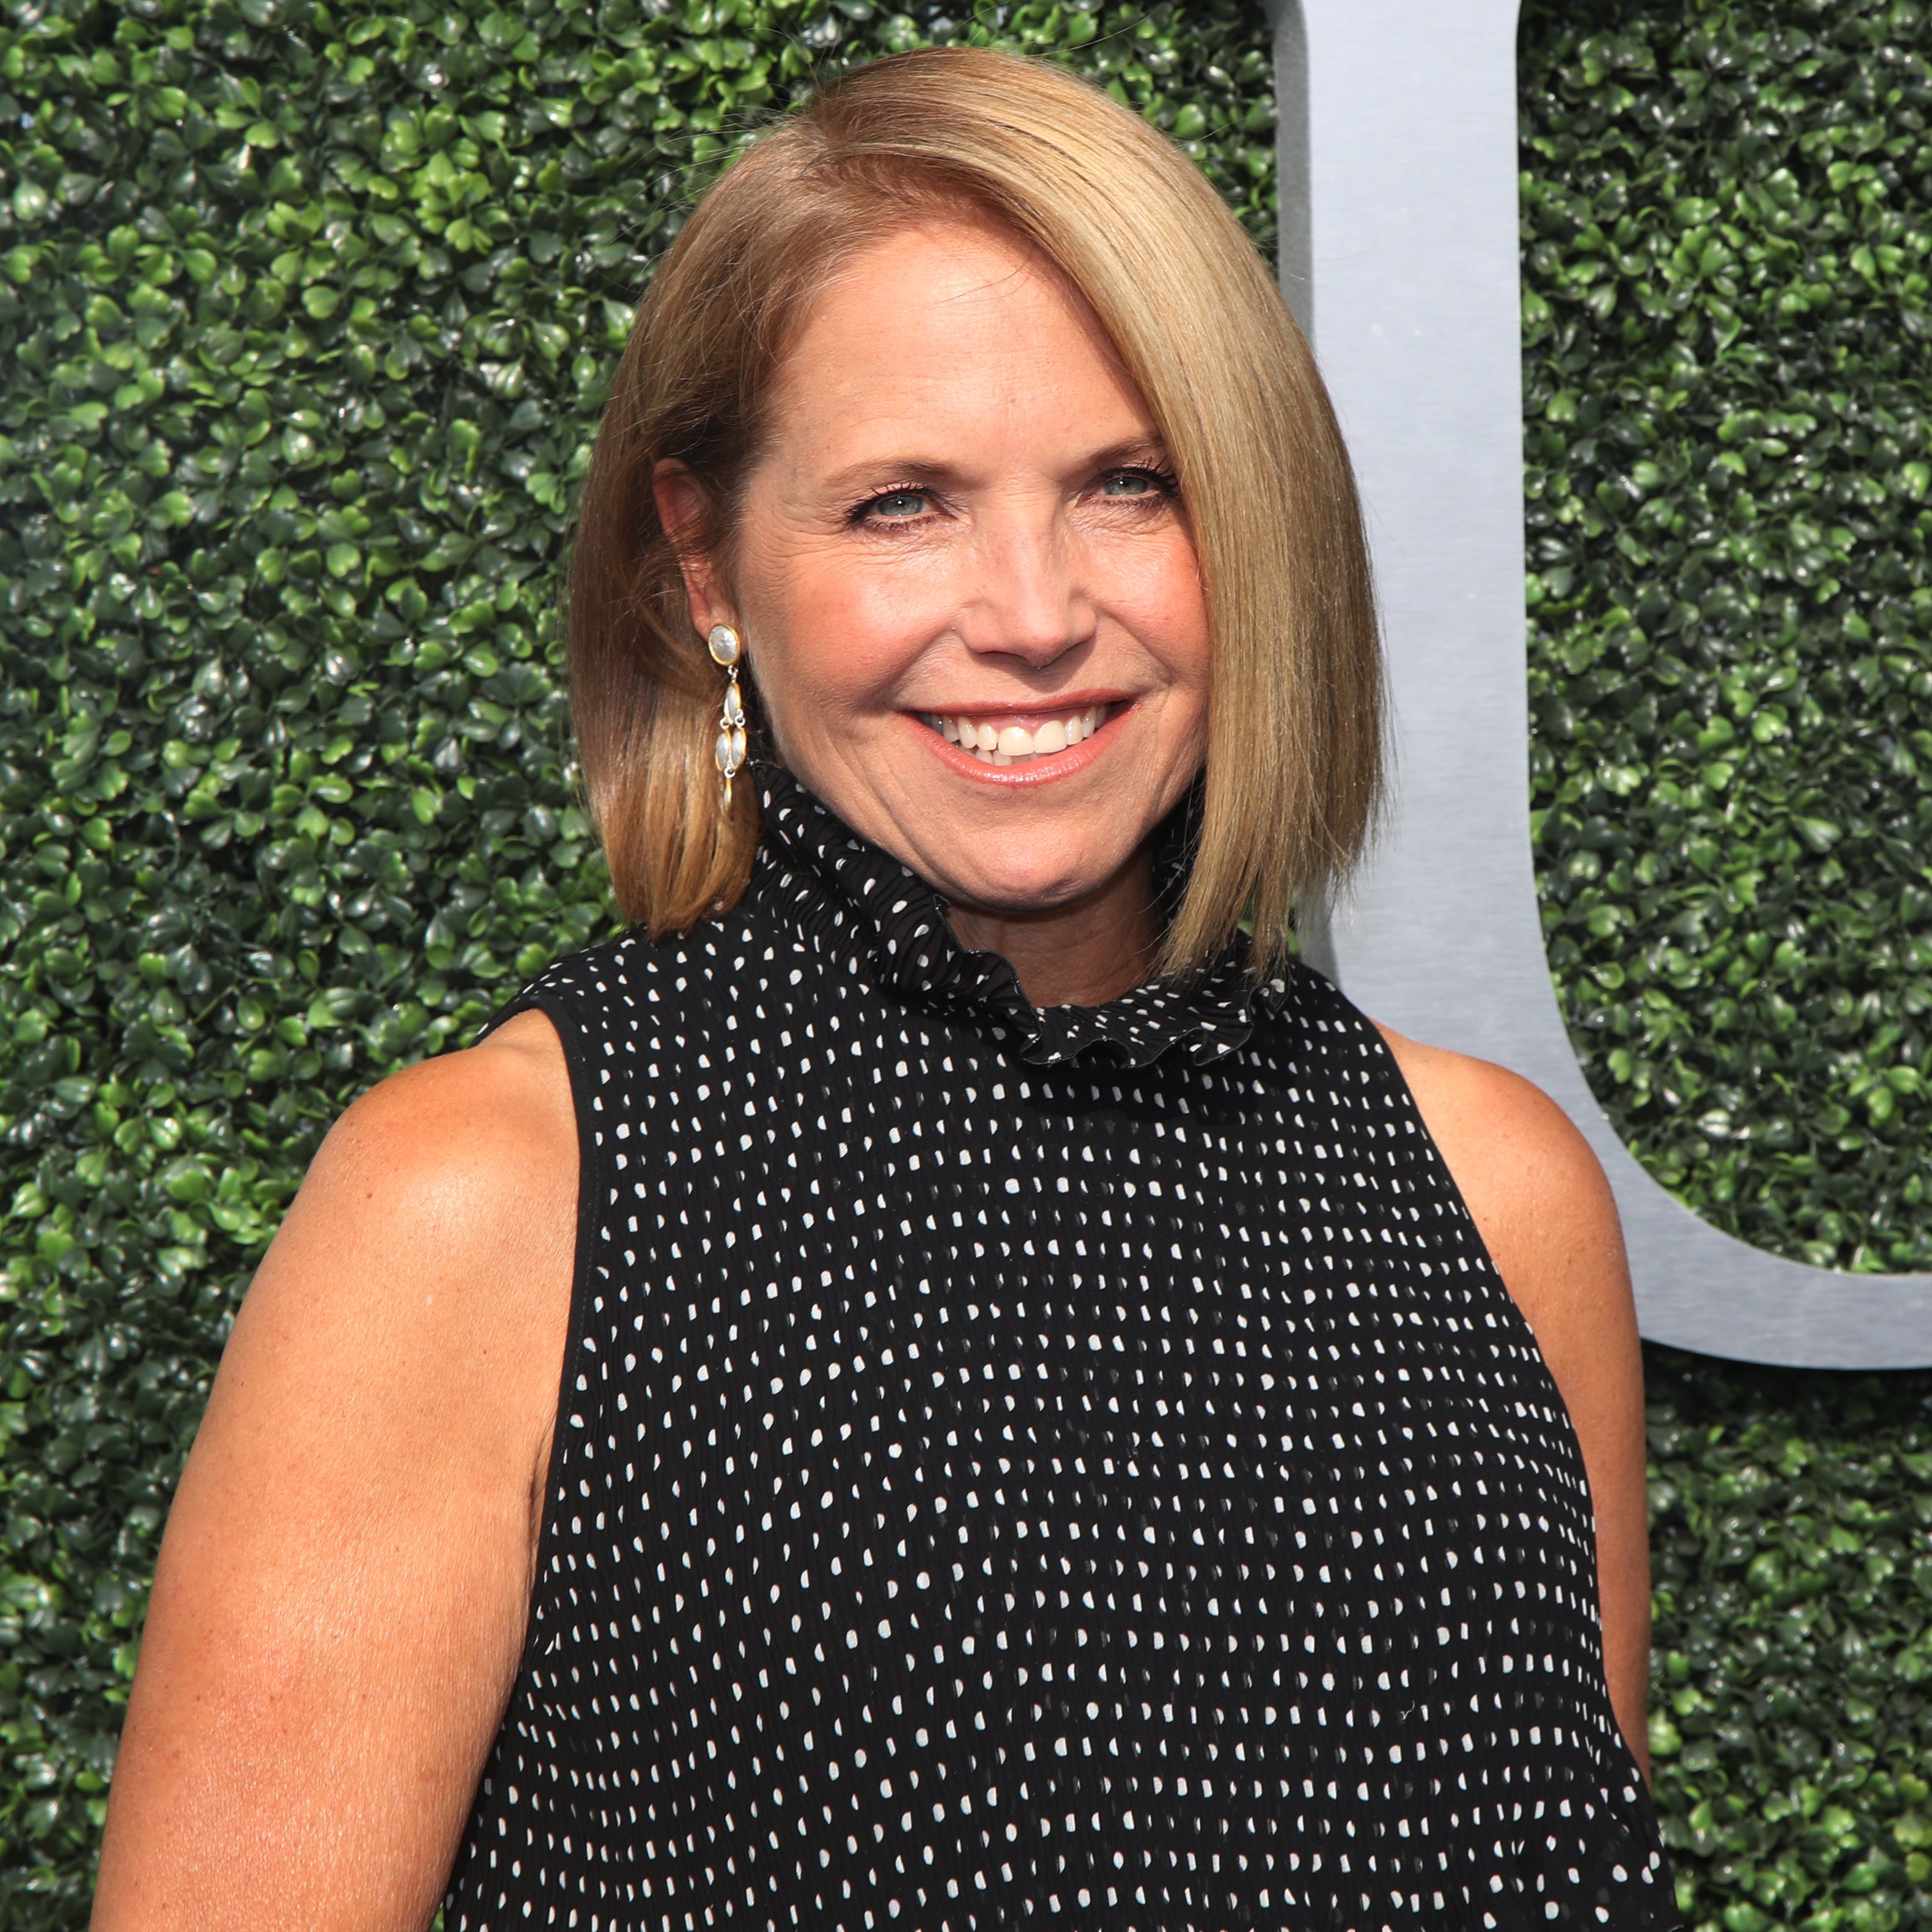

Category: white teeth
[927, 704, 1111, 762]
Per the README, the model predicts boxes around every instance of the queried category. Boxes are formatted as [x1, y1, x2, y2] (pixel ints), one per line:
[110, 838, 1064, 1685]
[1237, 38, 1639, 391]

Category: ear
[652, 459, 737, 641]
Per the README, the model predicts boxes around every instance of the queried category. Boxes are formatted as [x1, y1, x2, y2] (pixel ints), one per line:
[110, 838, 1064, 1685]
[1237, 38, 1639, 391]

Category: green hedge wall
[0, 0, 1923, 1925]
[1640, 1350, 1932, 1932]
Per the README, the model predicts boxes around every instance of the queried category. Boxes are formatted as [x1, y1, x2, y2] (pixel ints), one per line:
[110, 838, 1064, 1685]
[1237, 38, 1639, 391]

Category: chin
[926, 844, 1123, 918]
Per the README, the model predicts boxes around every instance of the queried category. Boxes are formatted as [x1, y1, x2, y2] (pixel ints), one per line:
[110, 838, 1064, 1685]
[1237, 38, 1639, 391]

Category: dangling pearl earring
[709, 624, 747, 808]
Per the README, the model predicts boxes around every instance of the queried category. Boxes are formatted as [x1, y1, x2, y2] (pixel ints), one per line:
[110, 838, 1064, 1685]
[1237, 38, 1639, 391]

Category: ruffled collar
[751, 761, 1291, 1071]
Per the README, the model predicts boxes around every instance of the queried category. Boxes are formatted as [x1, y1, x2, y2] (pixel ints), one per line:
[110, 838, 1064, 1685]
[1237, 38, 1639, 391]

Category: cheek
[741, 550, 953, 712]
[1118, 533, 1211, 687]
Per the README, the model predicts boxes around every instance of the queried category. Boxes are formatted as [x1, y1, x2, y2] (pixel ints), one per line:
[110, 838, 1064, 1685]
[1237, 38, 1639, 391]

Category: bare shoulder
[224, 1004, 578, 1453]
[1373, 1024, 1624, 1337]
[304, 1006, 573, 1214]
[279, 1006, 573, 1277]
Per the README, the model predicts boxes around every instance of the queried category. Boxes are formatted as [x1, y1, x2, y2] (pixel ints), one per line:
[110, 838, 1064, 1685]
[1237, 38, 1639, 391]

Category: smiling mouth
[919, 704, 1115, 766]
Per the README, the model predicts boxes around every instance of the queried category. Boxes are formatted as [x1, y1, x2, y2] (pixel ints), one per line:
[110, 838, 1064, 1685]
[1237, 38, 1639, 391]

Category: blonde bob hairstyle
[570, 44, 1382, 978]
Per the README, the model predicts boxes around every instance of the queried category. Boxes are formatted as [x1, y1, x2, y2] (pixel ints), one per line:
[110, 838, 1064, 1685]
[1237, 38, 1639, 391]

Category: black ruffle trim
[751, 762, 1289, 1071]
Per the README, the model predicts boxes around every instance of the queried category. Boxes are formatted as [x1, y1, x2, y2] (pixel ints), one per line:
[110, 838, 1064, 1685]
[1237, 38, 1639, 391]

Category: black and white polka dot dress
[444, 765, 1675, 1932]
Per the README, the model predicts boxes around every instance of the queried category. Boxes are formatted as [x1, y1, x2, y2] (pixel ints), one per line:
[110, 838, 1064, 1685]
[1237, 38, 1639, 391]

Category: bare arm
[92, 1009, 576, 1930]
[1379, 1028, 1653, 1783]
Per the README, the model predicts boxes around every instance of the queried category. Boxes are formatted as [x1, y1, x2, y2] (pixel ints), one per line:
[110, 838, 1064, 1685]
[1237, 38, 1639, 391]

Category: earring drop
[709, 624, 747, 808]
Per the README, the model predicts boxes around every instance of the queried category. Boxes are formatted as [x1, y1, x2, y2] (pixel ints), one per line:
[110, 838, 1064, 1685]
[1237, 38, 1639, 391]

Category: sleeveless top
[444, 765, 1675, 1932]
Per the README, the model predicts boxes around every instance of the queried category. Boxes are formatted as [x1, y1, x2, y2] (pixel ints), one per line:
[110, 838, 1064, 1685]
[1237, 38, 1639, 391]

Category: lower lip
[909, 709, 1126, 786]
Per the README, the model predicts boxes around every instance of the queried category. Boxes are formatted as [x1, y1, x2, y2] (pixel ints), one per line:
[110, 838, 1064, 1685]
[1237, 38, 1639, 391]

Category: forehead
[764, 220, 1152, 446]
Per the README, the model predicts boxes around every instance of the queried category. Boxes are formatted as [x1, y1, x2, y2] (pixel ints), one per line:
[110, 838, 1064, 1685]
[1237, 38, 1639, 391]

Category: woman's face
[671, 221, 1211, 921]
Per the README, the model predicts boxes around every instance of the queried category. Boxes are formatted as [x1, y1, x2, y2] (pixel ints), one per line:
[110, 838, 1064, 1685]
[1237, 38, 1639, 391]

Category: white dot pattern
[445, 767, 1675, 1931]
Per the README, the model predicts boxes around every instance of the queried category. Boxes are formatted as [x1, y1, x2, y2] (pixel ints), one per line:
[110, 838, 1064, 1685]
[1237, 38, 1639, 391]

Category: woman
[94, 46, 1672, 1932]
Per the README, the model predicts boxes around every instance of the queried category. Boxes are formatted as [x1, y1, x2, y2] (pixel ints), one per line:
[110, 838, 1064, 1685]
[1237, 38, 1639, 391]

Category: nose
[954, 514, 1096, 668]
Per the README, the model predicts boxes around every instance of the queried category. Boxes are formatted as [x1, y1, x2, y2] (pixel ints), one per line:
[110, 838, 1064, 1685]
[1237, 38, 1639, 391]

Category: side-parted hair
[570, 45, 1381, 978]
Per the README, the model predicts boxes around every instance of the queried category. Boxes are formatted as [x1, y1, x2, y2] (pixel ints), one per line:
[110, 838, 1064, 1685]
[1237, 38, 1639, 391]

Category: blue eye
[869, 490, 928, 520]
[1101, 470, 1170, 498]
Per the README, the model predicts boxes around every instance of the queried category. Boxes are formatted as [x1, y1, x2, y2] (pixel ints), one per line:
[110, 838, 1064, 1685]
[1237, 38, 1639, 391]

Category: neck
[946, 846, 1162, 1009]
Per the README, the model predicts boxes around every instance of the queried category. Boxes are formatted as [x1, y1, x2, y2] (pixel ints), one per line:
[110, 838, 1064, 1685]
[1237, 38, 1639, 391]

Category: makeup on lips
[918, 704, 1115, 766]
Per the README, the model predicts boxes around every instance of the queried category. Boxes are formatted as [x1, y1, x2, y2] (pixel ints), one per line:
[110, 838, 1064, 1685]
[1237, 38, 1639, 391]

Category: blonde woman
[95, 48, 1673, 1932]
